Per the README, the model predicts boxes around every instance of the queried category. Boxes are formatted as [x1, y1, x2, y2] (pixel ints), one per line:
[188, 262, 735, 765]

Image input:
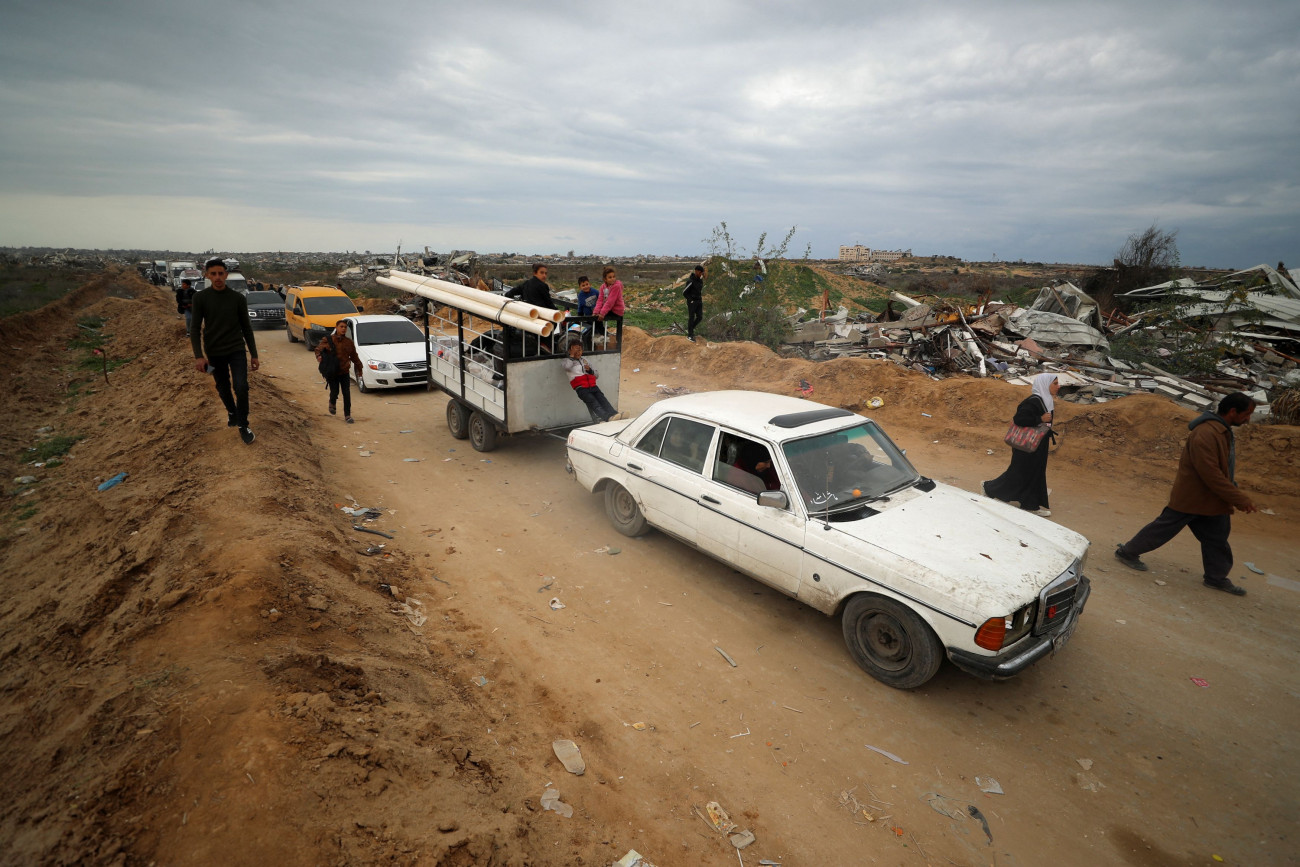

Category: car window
[245, 291, 282, 305]
[712, 432, 782, 494]
[293, 298, 304, 315]
[355, 320, 425, 345]
[657, 418, 715, 474]
[303, 296, 358, 315]
[783, 422, 919, 511]
[635, 418, 669, 456]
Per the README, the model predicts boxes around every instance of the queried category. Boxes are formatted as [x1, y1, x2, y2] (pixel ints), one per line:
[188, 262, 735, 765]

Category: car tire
[446, 400, 470, 440]
[841, 594, 942, 689]
[355, 372, 370, 394]
[604, 482, 649, 537]
[287, 327, 299, 343]
[468, 411, 498, 452]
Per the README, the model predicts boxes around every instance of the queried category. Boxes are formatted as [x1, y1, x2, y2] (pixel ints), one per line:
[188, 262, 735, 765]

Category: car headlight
[366, 360, 395, 371]
[309, 323, 328, 333]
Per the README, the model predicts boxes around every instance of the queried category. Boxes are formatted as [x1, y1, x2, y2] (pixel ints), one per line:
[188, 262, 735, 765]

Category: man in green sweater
[191, 257, 260, 444]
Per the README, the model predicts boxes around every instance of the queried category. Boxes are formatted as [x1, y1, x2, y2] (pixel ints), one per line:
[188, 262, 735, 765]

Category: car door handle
[701, 495, 721, 505]
[626, 462, 643, 472]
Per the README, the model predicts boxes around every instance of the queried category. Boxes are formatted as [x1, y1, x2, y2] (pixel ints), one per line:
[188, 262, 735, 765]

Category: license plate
[1051, 611, 1080, 653]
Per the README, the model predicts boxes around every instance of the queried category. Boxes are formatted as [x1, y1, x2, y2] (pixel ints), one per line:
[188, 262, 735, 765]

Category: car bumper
[946, 576, 1091, 680]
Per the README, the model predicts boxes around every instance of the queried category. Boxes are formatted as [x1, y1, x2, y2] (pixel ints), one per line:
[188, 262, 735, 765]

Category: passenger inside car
[715, 435, 781, 494]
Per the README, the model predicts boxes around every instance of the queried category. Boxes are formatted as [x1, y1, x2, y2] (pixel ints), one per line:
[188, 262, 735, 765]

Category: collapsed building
[783, 265, 1300, 422]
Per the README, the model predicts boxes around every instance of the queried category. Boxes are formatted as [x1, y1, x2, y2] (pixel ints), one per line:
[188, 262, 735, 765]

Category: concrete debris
[782, 264, 1300, 418]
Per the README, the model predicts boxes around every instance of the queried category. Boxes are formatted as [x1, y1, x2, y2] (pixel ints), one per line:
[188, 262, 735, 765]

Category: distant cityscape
[837, 245, 912, 262]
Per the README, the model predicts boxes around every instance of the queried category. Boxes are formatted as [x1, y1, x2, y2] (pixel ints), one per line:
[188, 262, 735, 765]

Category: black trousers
[575, 386, 616, 422]
[686, 297, 703, 337]
[208, 351, 249, 426]
[1121, 507, 1232, 582]
[327, 373, 352, 416]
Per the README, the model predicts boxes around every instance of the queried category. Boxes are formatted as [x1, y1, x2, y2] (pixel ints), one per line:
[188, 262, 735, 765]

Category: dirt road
[2, 275, 1297, 866]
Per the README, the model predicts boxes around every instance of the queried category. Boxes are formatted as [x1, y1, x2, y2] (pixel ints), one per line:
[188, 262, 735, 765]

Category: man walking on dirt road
[191, 257, 259, 444]
[315, 320, 363, 424]
[1114, 392, 1259, 595]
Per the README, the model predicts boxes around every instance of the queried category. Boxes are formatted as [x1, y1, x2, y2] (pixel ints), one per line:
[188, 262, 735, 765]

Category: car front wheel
[841, 595, 942, 689]
[604, 483, 649, 537]
[355, 372, 370, 394]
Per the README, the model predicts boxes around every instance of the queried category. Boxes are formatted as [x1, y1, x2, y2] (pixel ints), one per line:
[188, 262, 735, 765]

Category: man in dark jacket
[506, 263, 555, 310]
[683, 264, 705, 342]
[176, 279, 197, 337]
[314, 320, 364, 423]
[191, 257, 259, 444]
[1114, 392, 1259, 595]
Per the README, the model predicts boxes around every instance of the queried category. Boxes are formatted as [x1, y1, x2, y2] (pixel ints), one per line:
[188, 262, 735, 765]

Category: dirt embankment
[0, 274, 603, 865]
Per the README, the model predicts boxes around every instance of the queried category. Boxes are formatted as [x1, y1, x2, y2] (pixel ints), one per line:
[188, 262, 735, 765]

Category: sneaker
[329, 402, 336, 415]
[1031, 507, 1052, 517]
[239, 426, 255, 444]
[345, 416, 354, 424]
[227, 412, 238, 428]
[1203, 578, 1246, 596]
[1114, 545, 1148, 572]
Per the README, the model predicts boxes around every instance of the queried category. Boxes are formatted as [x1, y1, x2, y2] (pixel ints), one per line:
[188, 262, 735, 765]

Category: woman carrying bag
[982, 373, 1059, 517]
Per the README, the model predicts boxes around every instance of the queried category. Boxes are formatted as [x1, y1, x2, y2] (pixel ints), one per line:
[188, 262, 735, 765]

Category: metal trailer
[417, 298, 622, 452]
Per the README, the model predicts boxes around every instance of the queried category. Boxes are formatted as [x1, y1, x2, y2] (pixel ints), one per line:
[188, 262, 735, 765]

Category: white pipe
[389, 270, 566, 323]
[378, 275, 553, 336]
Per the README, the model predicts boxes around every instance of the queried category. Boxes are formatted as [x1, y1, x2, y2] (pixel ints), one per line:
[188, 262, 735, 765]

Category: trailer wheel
[446, 400, 470, 440]
[604, 483, 649, 537]
[468, 411, 498, 452]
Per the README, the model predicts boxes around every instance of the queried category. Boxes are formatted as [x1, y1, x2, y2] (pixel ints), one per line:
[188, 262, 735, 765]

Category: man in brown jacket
[1114, 392, 1258, 595]
[315, 320, 364, 423]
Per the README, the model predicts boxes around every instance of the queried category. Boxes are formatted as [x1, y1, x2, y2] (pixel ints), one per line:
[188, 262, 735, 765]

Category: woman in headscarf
[982, 373, 1059, 517]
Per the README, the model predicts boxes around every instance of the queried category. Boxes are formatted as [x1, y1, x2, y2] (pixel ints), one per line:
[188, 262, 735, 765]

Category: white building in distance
[839, 245, 912, 262]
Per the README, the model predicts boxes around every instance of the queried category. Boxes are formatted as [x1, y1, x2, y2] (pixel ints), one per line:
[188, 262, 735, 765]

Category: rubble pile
[783, 264, 1300, 420]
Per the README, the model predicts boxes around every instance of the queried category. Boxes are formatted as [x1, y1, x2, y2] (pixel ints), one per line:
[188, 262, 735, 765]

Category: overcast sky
[1, 0, 1295, 267]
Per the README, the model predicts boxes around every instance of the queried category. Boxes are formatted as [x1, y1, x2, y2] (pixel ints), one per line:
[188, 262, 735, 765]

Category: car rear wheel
[446, 400, 470, 440]
[604, 483, 649, 537]
[287, 327, 299, 343]
[841, 595, 942, 689]
[468, 411, 497, 452]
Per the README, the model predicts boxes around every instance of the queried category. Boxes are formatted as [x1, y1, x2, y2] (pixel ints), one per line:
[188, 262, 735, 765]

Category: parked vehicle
[173, 268, 202, 292]
[244, 290, 287, 330]
[168, 261, 197, 286]
[337, 315, 429, 392]
[565, 391, 1091, 689]
[201, 271, 250, 295]
[284, 285, 362, 349]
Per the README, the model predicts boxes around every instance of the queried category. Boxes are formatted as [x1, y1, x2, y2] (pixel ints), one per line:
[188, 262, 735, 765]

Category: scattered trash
[538, 579, 554, 592]
[472, 675, 489, 687]
[395, 602, 426, 628]
[1076, 758, 1093, 770]
[864, 744, 909, 764]
[632, 367, 640, 373]
[975, 776, 1004, 795]
[353, 525, 394, 539]
[15, 476, 37, 485]
[358, 450, 372, 457]
[594, 545, 622, 555]
[552, 739, 585, 775]
[729, 830, 756, 849]
[867, 396, 884, 408]
[539, 787, 573, 818]
[630, 721, 648, 731]
[715, 646, 738, 667]
[968, 805, 993, 844]
[922, 792, 967, 820]
[341, 505, 382, 518]
[549, 597, 566, 610]
[1154, 580, 1167, 586]
[97, 472, 127, 491]
[729, 728, 751, 738]
[1190, 677, 1209, 688]
[614, 850, 656, 867]
[702, 801, 737, 834]
[403, 458, 421, 462]
[1244, 562, 1266, 574]
[920, 412, 932, 418]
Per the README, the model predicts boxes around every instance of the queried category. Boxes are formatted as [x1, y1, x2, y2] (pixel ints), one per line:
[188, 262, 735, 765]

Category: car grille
[251, 309, 285, 319]
[395, 361, 426, 371]
[1034, 560, 1082, 635]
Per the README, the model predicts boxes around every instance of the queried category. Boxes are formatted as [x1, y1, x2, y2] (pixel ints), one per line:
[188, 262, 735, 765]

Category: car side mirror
[355, 305, 364, 312]
[757, 490, 788, 509]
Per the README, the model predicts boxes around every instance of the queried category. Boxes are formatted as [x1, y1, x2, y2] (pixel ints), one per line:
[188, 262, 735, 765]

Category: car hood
[358, 343, 427, 364]
[817, 482, 1089, 621]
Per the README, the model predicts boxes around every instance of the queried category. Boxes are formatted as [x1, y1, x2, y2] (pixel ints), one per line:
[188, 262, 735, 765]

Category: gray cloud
[1, 0, 1295, 266]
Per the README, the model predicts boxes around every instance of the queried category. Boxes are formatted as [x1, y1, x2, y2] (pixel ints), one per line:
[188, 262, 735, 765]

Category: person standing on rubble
[1113, 392, 1258, 596]
[683, 264, 705, 342]
[982, 373, 1058, 517]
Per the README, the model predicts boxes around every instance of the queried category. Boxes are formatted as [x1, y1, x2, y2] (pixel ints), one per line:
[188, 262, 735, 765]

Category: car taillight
[975, 617, 1007, 651]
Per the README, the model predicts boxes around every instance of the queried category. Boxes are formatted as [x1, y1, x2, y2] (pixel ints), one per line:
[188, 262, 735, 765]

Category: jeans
[1121, 507, 1232, 582]
[183, 309, 193, 335]
[327, 373, 352, 417]
[686, 298, 703, 337]
[575, 386, 616, 422]
[208, 352, 249, 427]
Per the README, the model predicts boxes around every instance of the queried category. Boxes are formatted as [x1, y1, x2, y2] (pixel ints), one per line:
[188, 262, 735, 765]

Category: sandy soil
[1, 270, 1298, 867]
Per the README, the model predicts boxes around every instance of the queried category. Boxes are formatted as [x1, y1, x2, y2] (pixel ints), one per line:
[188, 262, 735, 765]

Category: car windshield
[303, 296, 358, 315]
[782, 422, 919, 512]
[245, 291, 282, 305]
[355, 320, 425, 345]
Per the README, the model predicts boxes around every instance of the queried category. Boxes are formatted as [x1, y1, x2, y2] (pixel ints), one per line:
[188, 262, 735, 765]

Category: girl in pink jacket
[594, 266, 625, 320]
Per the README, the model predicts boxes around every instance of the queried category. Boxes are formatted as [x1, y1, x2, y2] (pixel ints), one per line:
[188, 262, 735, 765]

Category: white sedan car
[566, 391, 1091, 689]
[339, 315, 430, 392]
